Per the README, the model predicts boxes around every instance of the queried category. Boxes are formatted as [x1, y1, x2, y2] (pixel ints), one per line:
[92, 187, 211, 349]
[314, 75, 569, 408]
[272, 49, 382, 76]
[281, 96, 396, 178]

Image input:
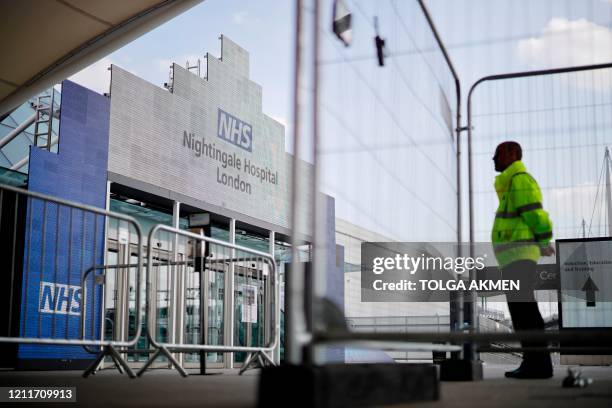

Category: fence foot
[108, 345, 136, 378]
[160, 346, 189, 377]
[259, 350, 276, 366]
[82, 350, 106, 378]
[238, 353, 254, 375]
[82, 345, 135, 378]
[239, 351, 275, 375]
[139, 346, 188, 377]
[136, 348, 161, 377]
[110, 353, 125, 375]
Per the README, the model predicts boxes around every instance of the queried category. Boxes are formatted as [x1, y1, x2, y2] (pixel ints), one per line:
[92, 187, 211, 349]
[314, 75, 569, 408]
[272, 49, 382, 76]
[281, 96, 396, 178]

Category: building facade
[0, 35, 449, 369]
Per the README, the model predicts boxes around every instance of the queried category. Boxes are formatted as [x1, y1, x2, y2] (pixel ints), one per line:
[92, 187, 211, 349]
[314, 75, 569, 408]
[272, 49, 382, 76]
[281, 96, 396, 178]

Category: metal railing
[346, 315, 450, 333]
[0, 182, 281, 378]
[0, 183, 143, 378]
[346, 315, 453, 360]
[137, 224, 278, 377]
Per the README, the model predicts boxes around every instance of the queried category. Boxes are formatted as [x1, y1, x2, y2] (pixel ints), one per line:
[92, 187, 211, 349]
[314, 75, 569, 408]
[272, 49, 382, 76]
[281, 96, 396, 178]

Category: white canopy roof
[0, 0, 202, 116]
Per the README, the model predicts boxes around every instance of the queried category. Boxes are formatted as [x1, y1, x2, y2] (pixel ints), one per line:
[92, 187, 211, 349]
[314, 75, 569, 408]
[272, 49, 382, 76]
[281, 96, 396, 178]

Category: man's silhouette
[491, 141, 554, 379]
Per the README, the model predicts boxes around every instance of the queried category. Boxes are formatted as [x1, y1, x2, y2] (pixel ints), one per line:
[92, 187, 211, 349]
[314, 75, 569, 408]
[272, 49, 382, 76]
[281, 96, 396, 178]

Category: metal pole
[199, 227, 209, 374]
[171, 200, 183, 367]
[466, 78, 478, 363]
[0, 113, 36, 149]
[308, 0, 321, 365]
[314, 328, 612, 344]
[46, 89, 55, 150]
[417, 0, 464, 358]
[287, 0, 306, 365]
[224, 218, 236, 368]
[605, 147, 612, 236]
[269, 230, 281, 364]
[10, 134, 60, 171]
[99, 180, 111, 369]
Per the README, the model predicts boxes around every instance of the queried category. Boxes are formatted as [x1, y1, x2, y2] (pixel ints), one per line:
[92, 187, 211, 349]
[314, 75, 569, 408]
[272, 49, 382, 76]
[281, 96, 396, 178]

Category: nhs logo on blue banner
[217, 108, 253, 152]
[39, 281, 82, 316]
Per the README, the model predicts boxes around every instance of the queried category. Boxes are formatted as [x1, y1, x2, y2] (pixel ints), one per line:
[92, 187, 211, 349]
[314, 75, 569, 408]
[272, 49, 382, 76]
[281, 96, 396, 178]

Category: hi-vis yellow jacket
[492, 160, 553, 268]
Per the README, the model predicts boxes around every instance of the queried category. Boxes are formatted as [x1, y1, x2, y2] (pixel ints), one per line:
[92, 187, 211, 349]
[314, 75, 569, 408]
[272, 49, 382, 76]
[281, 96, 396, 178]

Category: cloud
[518, 18, 612, 67]
[232, 11, 260, 25]
[517, 18, 612, 90]
[232, 11, 248, 25]
[549, 182, 606, 237]
[68, 57, 113, 95]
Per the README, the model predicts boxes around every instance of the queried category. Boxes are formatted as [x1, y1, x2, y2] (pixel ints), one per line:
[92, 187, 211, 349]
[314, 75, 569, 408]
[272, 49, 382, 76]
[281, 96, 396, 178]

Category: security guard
[492, 141, 554, 379]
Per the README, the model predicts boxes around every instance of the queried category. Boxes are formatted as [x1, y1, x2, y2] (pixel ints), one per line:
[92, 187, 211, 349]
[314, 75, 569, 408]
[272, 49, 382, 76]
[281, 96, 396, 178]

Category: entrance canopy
[0, 0, 202, 117]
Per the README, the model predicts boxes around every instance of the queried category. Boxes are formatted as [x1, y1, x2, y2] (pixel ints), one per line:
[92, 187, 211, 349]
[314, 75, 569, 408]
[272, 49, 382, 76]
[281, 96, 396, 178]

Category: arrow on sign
[582, 276, 599, 307]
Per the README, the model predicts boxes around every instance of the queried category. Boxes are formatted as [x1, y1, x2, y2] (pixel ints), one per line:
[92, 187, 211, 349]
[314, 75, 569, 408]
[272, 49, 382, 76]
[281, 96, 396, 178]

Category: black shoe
[504, 366, 553, 379]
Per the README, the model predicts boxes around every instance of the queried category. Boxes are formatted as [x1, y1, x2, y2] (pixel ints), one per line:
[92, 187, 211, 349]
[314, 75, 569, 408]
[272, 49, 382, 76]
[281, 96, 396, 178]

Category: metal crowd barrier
[308, 78, 612, 359]
[137, 224, 278, 377]
[290, 0, 612, 364]
[0, 183, 143, 378]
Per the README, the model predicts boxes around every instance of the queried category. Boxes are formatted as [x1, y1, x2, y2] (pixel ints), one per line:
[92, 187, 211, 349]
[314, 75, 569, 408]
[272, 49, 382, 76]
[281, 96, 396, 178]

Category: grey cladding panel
[108, 36, 306, 229]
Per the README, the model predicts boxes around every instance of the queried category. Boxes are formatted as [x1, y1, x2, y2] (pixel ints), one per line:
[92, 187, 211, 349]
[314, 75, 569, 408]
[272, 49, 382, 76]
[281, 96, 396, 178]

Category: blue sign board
[18, 80, 110, 362]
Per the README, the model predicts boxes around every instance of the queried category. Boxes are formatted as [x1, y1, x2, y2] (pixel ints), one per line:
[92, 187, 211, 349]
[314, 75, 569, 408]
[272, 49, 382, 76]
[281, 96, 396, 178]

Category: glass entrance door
[105, 243, 148, 362]
[234, 265, 267, 364]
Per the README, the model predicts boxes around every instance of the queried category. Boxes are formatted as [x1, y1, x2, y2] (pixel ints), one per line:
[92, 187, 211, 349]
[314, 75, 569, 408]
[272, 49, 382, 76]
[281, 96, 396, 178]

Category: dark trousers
[504, 260, 551, 367]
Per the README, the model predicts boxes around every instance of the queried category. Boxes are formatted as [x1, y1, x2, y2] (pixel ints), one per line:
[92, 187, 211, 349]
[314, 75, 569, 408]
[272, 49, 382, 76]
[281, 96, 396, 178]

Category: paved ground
[408, 364, 612, 408]
[0, 364, 610, 407]
[0, 368, 259, 408]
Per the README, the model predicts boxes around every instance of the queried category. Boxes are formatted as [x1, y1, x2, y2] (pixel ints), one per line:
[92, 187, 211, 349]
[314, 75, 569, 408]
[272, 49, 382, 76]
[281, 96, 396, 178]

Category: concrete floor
[0, 368, 260, 408]
[0, 364, 610, 407]
[409, 365, 612, 408]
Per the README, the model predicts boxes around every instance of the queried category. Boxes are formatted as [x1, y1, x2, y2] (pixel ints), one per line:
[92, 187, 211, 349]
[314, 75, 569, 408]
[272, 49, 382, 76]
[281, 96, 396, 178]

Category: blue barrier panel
[18, 80, 110, 365]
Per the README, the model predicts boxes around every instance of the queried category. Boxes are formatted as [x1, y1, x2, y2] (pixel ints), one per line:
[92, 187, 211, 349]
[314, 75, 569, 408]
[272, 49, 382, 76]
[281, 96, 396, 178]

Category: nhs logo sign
[217, 108, 253, 152]
[39, 281, 82, 316]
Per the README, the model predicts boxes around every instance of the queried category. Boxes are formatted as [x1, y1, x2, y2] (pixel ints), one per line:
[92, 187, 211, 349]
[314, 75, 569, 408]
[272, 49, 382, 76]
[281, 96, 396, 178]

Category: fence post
[224, 218, 236, 369]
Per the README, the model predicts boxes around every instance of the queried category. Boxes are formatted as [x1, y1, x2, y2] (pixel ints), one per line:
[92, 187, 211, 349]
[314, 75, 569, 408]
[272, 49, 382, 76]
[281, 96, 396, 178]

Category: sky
[69, 0, 294, 133]
[428, 0, 612, 84]
[425, 0, 612, 242]
[68, 0, 612, 243]
[69, 0, 612, 131]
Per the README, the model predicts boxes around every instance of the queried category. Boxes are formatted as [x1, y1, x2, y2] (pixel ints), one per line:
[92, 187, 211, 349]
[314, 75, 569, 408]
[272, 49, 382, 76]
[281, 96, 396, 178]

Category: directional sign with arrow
[581, 275, 599, 307]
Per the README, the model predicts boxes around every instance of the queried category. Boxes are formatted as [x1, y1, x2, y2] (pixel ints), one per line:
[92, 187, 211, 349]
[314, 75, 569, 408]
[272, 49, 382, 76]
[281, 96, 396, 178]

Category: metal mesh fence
[468, 65, 612, 335]
[318, 0, 458, 243]
[283, 0, 464, 363]
[470, 67, 612, 243]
